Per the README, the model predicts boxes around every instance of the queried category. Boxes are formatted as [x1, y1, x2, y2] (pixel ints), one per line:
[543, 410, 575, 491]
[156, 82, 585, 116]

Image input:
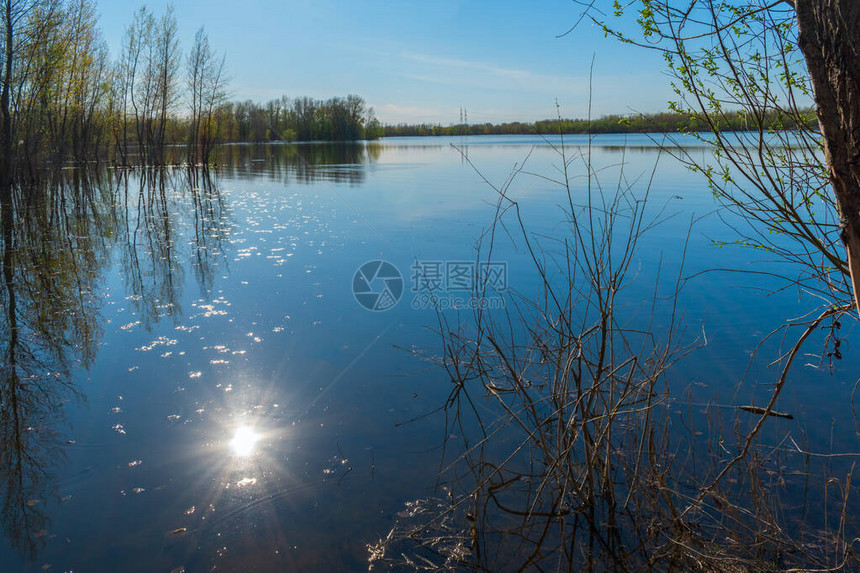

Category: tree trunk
[0, 0, 13, 191]
[795, 1, 860, 316]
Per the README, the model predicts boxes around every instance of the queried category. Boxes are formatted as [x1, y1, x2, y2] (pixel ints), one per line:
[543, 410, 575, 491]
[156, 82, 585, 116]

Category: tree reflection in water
[214, 142, 382, 186]
[0, 172, 102, 558]
[116, 167, 229, 327]
[0, 142, 381, 564]
[0, 165, 228, 560]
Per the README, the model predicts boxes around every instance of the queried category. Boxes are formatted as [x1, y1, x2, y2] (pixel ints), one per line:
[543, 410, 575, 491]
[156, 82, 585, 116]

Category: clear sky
[97, 1, 674, 125]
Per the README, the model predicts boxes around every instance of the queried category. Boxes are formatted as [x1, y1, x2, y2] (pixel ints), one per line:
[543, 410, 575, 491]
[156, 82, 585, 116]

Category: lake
[0, 134, 857, 571]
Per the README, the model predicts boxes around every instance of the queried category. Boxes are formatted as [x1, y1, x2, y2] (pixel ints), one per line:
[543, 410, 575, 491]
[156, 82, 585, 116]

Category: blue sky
[98, 1, 674, 124]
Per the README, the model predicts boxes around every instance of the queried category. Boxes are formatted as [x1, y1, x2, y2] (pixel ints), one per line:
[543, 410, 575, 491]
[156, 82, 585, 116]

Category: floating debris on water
[739, 405, 794, 420]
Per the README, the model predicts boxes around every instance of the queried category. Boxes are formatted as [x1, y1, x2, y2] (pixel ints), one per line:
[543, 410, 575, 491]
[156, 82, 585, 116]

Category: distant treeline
[382, 110, 818, 137]
[215, 95, 383, 144]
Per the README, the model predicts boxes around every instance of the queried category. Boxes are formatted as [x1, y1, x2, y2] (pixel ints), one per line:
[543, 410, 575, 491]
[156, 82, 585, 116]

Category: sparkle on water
[229, 425, 260, 457]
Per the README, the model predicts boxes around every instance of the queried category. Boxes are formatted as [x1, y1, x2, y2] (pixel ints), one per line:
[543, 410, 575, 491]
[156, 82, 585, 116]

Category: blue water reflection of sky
[0, 135, 856, 572]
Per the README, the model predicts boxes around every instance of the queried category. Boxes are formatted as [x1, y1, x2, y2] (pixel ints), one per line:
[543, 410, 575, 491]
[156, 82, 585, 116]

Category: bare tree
[186, 26, 227, 163]
[186, 26, 207, 162]
[118, 6, 151, 161]
[114, 4, 182, 164]
[199, 51, 227, 161]
[153, 4, 179, 161]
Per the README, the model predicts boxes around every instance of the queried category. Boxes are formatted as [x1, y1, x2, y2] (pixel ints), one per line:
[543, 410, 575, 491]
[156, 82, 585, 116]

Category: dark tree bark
[0, 0, 13, 192]
[795, 0, 860, 315]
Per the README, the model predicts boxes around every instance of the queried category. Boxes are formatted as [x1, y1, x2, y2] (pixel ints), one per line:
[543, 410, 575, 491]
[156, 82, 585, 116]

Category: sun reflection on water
[229, 425, 260, 457]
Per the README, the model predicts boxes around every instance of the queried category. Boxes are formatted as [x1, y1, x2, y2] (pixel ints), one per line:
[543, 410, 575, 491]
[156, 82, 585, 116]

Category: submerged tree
[16, 0, 111, 167]
[113, 4, 184, 164]
[0, 0, 56, 187]
[186, 26, 227, 163]
[0, 0, 114, 176]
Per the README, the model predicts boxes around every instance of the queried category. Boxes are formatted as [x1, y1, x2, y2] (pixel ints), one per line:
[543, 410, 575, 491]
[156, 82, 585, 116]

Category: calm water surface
[0, 135, 856, 571]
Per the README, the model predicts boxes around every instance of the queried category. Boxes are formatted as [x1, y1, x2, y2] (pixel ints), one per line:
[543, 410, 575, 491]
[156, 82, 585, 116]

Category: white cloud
[400, 51, 586, 95]
[372, 103, 456, 124]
